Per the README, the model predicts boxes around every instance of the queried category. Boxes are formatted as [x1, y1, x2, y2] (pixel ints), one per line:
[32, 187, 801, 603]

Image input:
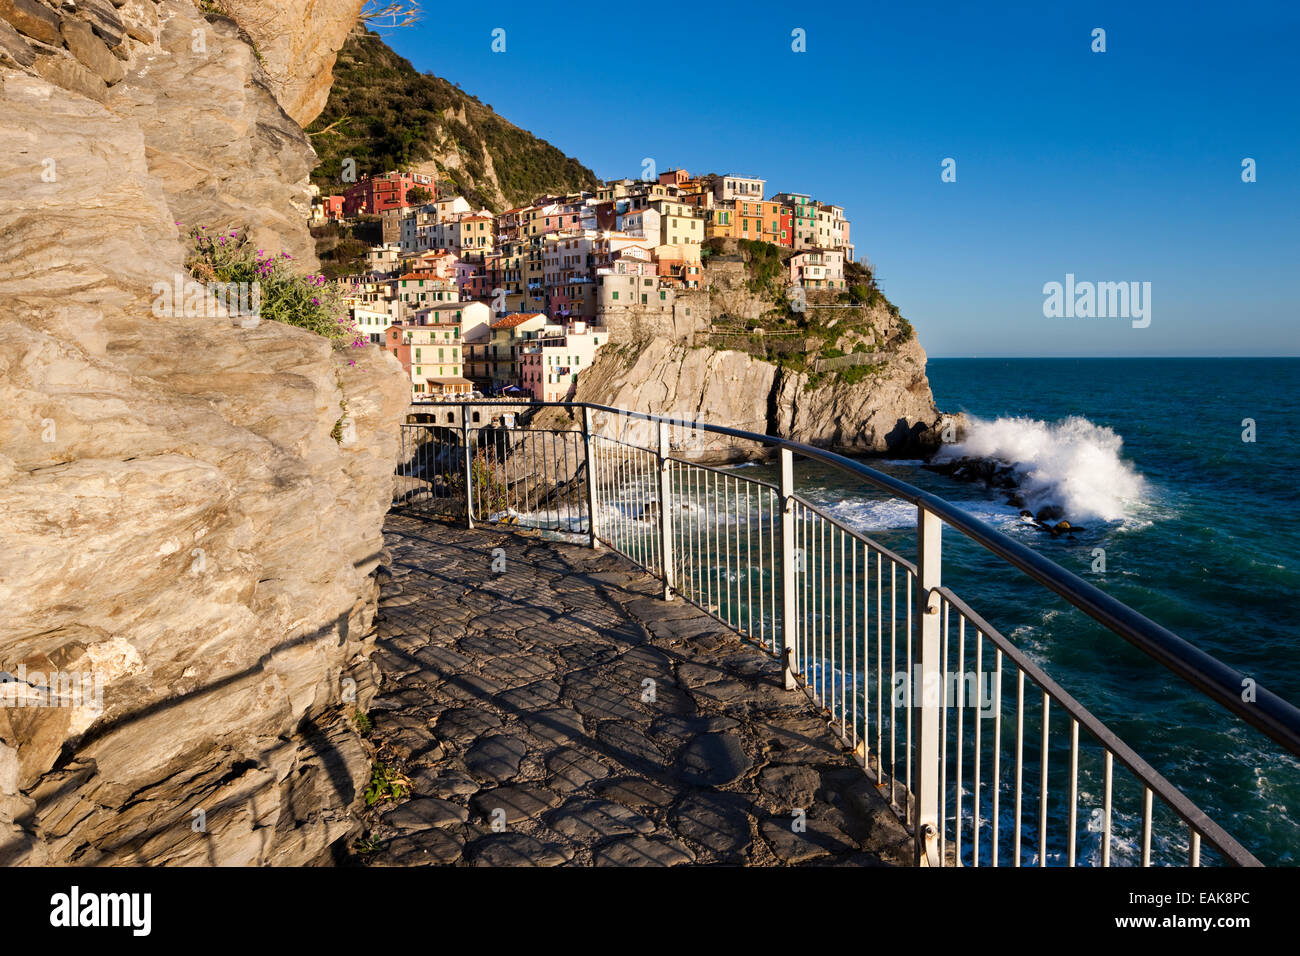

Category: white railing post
[779, 448, 798, 691]
[461, 405, 474, 529]
[582, 406, 599, 548]
[657, 419, 675, 601]
[915, 504, 943, 865]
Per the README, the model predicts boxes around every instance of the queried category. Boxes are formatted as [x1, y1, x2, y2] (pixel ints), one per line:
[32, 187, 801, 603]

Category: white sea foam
[809, 494, 1025, 534]
[933, 415, 1146, 523]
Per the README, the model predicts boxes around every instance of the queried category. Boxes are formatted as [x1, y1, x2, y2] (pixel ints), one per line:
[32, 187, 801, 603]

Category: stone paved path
[347, 512, 912, 867]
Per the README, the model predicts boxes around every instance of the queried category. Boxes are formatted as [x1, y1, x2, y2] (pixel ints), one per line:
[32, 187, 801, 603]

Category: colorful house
[517, 321, 606, 402]
[343, 170, 434, 217]
[385, 322, 471, 398]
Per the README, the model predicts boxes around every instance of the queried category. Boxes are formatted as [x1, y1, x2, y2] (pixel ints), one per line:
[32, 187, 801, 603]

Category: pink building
[517, 321, 606, 402]
[789, 248, 846, 289]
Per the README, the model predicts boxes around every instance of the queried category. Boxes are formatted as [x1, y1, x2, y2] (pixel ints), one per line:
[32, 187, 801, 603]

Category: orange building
[734, 200, 764, 242]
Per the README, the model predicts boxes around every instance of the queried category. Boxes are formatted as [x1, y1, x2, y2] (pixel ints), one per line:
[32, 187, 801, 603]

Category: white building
[518, 321, 607, 402]
[714, 175, 766, 203]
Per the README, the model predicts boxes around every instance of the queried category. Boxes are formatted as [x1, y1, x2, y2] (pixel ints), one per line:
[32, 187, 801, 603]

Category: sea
[518, 357, 1299, 864]
[788, 357, 1300, 865]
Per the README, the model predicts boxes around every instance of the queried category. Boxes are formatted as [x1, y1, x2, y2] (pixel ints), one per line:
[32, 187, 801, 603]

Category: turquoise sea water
[792, 357, 1300, 864]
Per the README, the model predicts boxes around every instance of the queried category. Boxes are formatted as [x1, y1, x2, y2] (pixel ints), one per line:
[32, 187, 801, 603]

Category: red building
[320, 195, 345, 221]
[343, 171, 434, 217]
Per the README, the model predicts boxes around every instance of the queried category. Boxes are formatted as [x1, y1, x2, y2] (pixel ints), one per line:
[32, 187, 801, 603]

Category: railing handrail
[403, 399, 1300, 761]
[936, 585, 1260, 866]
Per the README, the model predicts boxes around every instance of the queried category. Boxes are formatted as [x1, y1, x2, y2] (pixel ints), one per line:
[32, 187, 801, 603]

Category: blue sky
[379, 1, 1298, 357]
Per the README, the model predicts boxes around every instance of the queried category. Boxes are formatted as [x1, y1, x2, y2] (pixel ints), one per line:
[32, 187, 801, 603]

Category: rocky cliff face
[0, 0, 409, 864]
[566, 250, 944, 461]
[570, 335, 941, 462]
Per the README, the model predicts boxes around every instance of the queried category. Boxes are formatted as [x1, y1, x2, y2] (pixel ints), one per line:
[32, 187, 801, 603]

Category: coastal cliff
[565, 242, 944, 461]
[0, 0, 408, 864]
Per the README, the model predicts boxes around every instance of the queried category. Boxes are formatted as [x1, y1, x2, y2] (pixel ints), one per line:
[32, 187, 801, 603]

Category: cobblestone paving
[351, 512, 912, 867]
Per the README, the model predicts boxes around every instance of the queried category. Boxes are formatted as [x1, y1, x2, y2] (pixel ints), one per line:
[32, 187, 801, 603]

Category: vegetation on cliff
[307, 28, 598, 210]
[186, 226, 365, 347]
[701, 238, 914, 388]
[311, 217, 383, 278]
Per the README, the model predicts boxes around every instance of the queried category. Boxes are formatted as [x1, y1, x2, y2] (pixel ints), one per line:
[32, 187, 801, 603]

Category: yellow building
[704, 204, 736, 239]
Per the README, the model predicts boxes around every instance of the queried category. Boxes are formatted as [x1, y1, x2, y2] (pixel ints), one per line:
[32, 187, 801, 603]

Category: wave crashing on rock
[930, 415, 1146, 524]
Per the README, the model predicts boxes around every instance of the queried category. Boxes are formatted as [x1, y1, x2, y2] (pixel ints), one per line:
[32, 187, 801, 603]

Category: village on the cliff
[315, 169, 855, 402]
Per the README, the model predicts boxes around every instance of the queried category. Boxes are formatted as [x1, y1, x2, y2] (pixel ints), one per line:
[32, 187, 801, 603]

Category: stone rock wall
[566, 336, 942, 462]
[0, 0, 406, 865]
[560, 251, 945, 460]
[218, 0, 366, 127]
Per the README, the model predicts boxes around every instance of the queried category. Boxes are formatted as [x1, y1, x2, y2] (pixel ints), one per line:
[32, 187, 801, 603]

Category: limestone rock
[552, 254, 945, 459]
[0, 0, 60, 46]
[216, 0, 366, 126]
[0, 0, 407, 866]
[0, 16, 35, 67]
[60, 17, 124, 83]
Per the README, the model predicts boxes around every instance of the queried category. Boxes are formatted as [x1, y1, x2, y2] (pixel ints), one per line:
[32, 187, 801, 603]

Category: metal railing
[393, 401, 1300, 867]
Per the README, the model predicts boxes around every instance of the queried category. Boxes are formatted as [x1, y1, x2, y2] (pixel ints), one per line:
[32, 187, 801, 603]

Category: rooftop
[491, 313, 547, 329]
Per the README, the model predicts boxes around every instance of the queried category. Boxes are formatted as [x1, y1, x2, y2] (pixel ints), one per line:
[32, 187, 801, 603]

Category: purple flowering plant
[185, 225, 366, 348]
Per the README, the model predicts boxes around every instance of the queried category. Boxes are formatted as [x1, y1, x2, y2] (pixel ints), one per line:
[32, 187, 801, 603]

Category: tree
[406, 185, 433, 205]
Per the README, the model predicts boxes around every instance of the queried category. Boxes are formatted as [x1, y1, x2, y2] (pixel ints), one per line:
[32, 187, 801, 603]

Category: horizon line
[926, 354, 1300, 360]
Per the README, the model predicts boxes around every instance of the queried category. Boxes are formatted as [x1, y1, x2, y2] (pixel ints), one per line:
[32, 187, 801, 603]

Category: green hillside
[307, 28, 598, 211]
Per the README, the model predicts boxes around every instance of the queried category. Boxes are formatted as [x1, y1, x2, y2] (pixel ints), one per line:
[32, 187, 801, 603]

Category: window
[659, 291, 666, 301]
